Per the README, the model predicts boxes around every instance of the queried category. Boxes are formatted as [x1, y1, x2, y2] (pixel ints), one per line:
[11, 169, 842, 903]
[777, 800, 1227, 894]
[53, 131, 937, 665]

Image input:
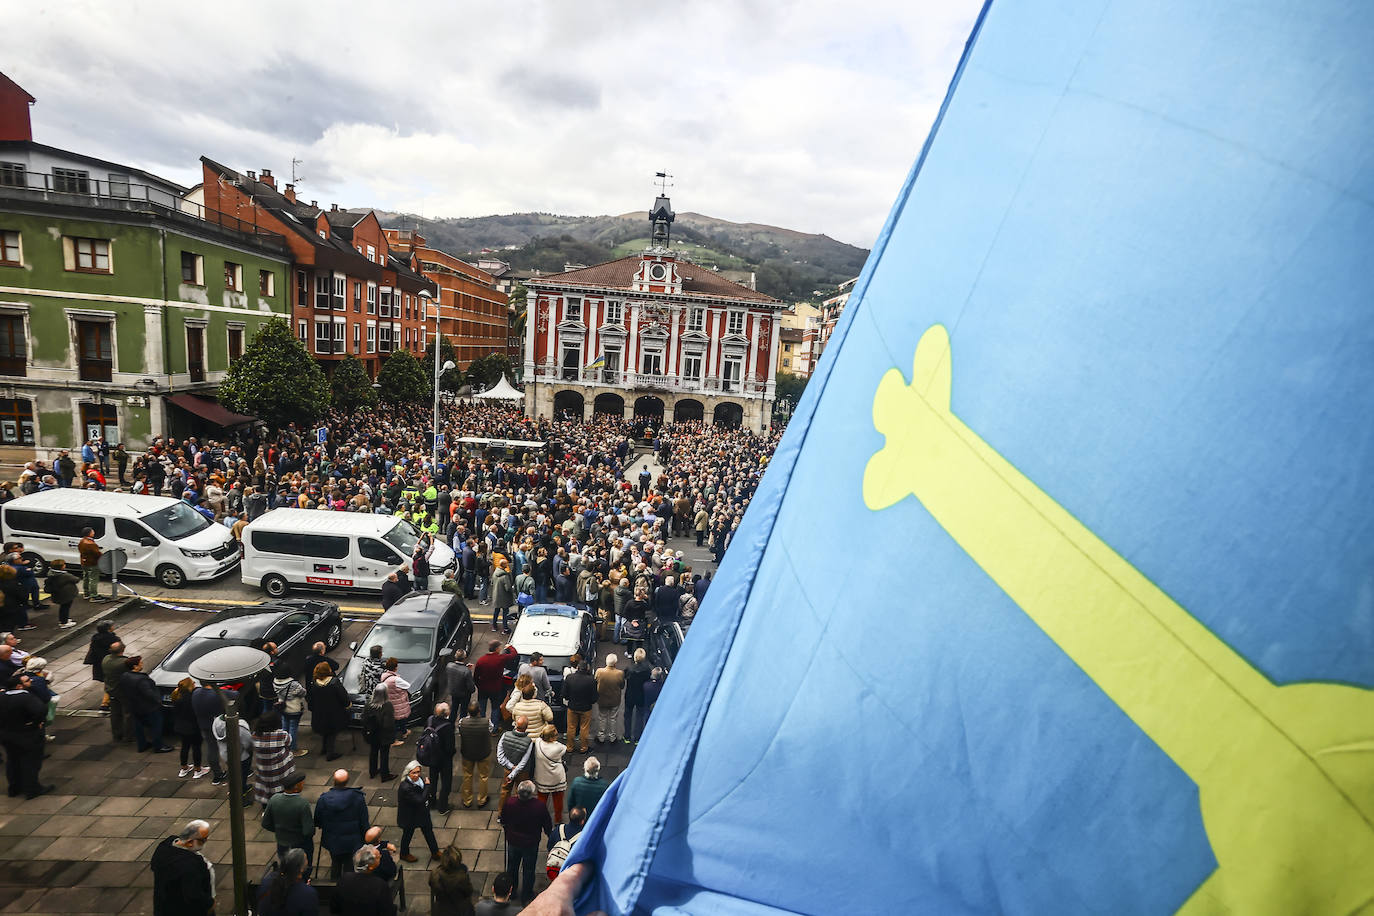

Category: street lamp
[424, 290, 456, 470]
[188, 645, 272, 916]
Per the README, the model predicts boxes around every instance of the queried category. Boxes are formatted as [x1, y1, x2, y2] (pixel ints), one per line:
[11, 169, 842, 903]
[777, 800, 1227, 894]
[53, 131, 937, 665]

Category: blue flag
[569, 1, 1374, 913]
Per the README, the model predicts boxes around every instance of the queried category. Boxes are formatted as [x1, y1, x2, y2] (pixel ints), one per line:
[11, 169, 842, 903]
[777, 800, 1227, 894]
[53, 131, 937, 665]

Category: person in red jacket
[472, 640, 517, 735]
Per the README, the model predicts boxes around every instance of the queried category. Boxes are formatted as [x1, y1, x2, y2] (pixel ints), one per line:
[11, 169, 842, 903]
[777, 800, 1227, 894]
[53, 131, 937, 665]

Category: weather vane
[654, 171, 673, 194]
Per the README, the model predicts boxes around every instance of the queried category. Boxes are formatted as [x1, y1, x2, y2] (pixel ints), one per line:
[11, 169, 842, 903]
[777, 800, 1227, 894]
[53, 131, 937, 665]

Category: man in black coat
[315, 769, 369, 879]
[380, 570, 409, 611]
[0, 673, 50, 798]
[119, 656, 173, 753]
[150, 820, 213, 916]
[332, 845, 396, 916]
[439, 651, 474, 724]
[424, 703, 457, 813]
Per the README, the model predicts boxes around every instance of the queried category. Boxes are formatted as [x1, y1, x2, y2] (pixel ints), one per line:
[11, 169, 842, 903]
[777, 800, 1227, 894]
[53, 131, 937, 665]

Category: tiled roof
[531, 255, 776, 303]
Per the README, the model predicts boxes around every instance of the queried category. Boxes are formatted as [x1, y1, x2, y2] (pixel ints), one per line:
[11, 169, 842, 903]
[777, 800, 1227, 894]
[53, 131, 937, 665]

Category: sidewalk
[0, 602, 640, 913]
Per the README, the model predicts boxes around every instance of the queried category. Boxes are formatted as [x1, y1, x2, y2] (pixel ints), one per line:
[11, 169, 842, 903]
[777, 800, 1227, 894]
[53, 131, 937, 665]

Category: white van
[241, 509, 455, 598]
[0, 489, 240, 588]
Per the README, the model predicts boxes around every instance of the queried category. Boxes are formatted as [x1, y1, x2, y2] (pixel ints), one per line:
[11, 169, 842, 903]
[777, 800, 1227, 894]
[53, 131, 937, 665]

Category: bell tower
[649, 171, 675, 249]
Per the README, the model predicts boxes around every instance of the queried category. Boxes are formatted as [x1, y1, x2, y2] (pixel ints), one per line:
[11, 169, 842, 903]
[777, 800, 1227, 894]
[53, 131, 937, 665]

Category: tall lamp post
[425, 290, 456, 470]
[188, 645, 272, 916]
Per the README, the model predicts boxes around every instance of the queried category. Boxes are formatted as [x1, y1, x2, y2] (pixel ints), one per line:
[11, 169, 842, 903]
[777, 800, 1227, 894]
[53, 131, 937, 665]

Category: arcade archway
[713, 401, 743, 428]
[594, 392, 625, 417]
[553, 390, 585, 421]
[673, 399, 704, 423]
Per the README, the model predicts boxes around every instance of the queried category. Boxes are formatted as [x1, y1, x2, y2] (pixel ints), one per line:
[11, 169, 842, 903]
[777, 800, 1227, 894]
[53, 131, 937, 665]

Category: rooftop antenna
[655, 171, 673, 195]
[291, 157, 305, 185]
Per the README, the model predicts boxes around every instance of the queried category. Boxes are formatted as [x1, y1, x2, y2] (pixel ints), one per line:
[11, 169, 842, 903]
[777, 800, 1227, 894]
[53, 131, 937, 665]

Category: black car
[341, 590, 473, 726]
[648, 621, 685, 673]
[149, 598, 344, 703]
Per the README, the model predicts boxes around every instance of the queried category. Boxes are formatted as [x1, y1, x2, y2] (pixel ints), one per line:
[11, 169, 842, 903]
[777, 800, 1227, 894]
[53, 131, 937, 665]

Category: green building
[0, 141, 292, 459]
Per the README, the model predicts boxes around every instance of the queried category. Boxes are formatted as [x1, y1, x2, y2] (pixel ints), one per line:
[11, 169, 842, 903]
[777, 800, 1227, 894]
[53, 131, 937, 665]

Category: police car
[507, 603, 599, 712]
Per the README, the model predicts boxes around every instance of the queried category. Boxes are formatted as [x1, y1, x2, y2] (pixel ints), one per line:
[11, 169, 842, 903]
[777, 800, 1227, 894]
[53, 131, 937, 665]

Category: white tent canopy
[473, 375, 524, 401]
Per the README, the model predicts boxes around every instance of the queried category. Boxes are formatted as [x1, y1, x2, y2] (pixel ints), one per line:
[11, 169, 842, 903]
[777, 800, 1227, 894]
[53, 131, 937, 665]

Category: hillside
[374, 209, 868, 301]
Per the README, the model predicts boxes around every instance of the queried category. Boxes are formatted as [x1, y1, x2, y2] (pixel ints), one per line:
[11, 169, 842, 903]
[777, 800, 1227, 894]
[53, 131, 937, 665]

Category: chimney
[259, 168, 275, 189]
[246, 170, 257, 181]
[330, 203, 338, 212]
[310, 200, 318, 209]
[284, 183, 296, 203]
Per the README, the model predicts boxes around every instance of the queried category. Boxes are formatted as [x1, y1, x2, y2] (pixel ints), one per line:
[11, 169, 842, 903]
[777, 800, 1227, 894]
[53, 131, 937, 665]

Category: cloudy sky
[1, 0, 983, 248]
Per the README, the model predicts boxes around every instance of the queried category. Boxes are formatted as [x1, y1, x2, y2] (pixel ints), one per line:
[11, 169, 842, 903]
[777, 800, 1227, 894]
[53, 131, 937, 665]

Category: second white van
[241, 509, 455, 598]
[0, 489, 240, 588]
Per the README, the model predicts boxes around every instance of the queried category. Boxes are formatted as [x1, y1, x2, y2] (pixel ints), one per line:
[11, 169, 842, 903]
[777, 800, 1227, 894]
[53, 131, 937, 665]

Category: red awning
[165, 393, 257, 427]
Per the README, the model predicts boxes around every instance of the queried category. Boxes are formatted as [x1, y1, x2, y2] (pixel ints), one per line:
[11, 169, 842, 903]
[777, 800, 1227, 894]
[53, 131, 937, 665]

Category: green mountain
[374, 210, 868, 302]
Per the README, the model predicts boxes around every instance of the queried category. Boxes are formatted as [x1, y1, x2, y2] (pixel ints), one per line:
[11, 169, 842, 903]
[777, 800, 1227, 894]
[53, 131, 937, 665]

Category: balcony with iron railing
[533, 363, 767, 396]
[0, 168, 288, 254]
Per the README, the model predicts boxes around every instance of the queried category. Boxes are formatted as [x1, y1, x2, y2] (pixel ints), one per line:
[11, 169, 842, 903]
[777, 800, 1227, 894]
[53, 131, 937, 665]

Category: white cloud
[0, 0, 983, 247]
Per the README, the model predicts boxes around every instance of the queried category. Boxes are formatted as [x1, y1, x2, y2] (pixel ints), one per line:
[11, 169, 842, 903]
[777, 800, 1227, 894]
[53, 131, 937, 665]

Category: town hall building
[523, 194, 782, 431]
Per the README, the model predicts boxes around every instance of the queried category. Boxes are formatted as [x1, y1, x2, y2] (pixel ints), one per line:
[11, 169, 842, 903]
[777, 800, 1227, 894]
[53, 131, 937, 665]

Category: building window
[378, 325, 392, 352]
[179, 251, 202, 285]
[186, 326, 205, 382]
[641, 350, 662, 376]
[333, 320, 345, 353]
[0, 163, 23, 188]
[353, 282, 362, 313]
[333, 276, 346, 310]
[379, 288, 391, 318]
[315, 275, 330, 311]
[353, 322, 361, 354]
[75, 320, 113, 381]
[367, 244, 376, 262]
[727, 311, 745, 335]
[224, 262, 242, 291]
[0, 315, 26, 377]
[681, 353, 702, 382]
[722, 356, 742, 392]
[366, 323, 376, 353]
[314, 321, 331, 354]
[69, 237, 111, 273]
[566, 298, 582, 322]
[688, 308, 704, 332]
[561, 345, 580, 380]
[0, 230, 20, 267]
[52, 168, 90, 194]
[259, 269, 274, 296]
[80, 402, 118, 443]
[297, 320, 307, 342]
[296, 271, 308, 308]
[227, 327, 244, 363]
[0, 398, 34, 445]
[783, 357, 791, 368]
[604, 300, 622, 324]
[367, 284, 377, 315]
[108, 173, 131, 198]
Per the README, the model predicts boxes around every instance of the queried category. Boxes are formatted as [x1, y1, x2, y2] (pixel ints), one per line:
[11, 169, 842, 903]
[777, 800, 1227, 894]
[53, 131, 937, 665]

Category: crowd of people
[0, 398, 785, 911]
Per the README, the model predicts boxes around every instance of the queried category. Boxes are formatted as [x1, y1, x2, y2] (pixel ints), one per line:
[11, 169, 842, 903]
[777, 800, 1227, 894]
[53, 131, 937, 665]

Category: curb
[32, 596, 140, 658]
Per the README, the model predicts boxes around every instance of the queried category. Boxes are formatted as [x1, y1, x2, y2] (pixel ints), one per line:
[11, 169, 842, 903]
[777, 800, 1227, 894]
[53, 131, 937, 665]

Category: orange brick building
[200, 158, 436, 377]
[383, 229, 507, 368]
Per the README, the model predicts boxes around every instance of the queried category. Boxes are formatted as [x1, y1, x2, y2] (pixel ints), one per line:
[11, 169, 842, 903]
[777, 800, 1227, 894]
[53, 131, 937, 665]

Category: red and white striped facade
[523, 248, 783, 430]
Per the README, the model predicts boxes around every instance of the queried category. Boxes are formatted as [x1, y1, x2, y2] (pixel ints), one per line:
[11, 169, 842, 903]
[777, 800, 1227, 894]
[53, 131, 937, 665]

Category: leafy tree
[377, 349, 430, 404]
[774, 370, 809, 410]
[464, 352, 517, 390]
[421, 336, 463, 393]
[331, 354, 377, 412]
[219, 317, 329, 429]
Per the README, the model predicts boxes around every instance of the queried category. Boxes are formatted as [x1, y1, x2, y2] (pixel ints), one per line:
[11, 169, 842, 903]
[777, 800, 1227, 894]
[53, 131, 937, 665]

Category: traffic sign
[98, 547, 128, 575]
[434, 433, 445, 447]
[316, 426, 328, 444]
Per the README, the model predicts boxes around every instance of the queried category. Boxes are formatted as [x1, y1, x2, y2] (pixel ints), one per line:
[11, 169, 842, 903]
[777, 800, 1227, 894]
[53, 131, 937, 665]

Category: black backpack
[415, 722, 441, 767]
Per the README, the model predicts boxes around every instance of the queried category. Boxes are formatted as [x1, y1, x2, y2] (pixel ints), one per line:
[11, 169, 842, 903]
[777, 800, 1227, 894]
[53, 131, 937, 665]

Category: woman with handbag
[531, 725, 568, 822]
[361, 684, 396, 781]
